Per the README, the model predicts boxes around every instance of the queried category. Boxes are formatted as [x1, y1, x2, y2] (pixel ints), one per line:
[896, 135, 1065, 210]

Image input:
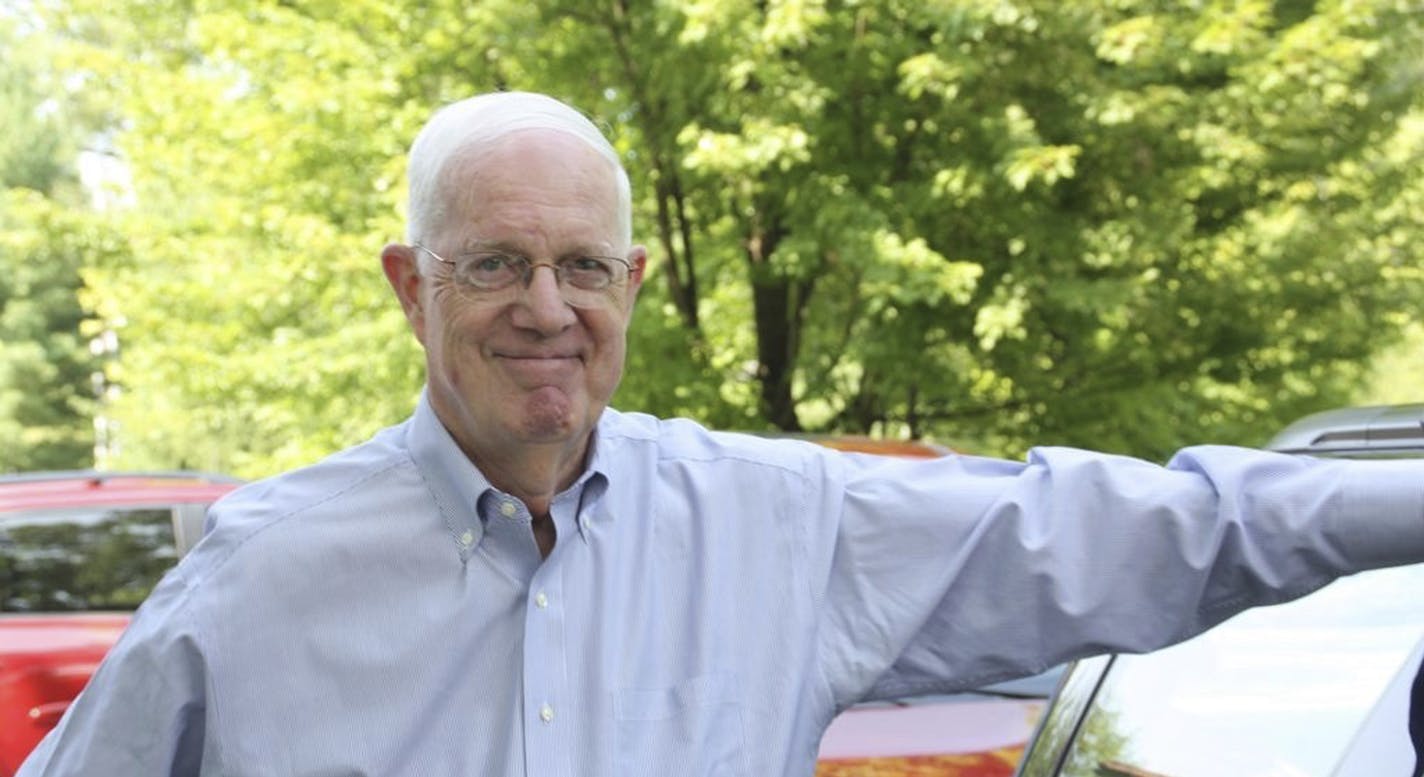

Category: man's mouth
[498, 351, 581, 362]
[496, 352, 582, 382]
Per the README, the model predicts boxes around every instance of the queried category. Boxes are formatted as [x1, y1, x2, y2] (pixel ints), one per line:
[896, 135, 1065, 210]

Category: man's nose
[514, 264, 577, 332]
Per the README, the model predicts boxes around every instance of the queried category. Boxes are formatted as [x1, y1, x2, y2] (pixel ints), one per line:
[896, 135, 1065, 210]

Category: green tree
[0, 18, 103, 472]
[43, 0, 427, 475]
[1356, 321, 1424, 404]
[525, 0, 1424, 456]
[33, 0, 1424, 477]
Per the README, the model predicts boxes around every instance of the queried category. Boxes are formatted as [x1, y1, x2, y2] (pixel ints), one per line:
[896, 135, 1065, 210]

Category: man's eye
[452, 254, 523, 288]
[566, 256, 612, 274]
[469, 255, 514, 273]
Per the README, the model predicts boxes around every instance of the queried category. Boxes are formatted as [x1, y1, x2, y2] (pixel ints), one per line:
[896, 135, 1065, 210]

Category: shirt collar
[407, 390, 493, 559]
[405, 389, 614, 554]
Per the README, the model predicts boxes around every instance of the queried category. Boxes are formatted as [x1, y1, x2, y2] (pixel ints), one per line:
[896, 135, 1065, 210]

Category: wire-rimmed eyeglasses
[414, 243, 633, 308]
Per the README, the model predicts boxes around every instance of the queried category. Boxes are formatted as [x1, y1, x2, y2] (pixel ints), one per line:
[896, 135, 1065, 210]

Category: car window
[0, 507, 178, 612]
[1016, 654, 1112, 777]
[1046, 563, 1424, 777]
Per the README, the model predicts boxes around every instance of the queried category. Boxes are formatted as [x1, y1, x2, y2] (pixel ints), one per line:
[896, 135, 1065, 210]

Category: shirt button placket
[523, 565, 569, 775]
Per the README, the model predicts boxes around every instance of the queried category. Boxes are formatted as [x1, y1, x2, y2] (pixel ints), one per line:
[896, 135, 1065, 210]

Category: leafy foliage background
[3, 0, 1423, 477]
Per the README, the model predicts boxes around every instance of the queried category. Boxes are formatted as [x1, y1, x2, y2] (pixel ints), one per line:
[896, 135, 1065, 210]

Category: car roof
[0, 470, 241, 512]
[1266, 403, 1424, 457]
[807, 436, 951, 458]
[753, 433, 952, 458]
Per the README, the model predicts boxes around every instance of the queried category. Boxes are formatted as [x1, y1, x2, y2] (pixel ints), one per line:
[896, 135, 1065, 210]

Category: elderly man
[20, 91, 1424, 776]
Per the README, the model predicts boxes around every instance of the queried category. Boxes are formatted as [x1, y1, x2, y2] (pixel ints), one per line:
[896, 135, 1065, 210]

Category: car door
[1017, 563, 1424, 777]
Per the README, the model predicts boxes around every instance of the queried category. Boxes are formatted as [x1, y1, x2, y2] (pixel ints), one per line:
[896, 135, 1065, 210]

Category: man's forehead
[433, 132, 623, 245]
[440, 136, 620, 207]
[447, 127, 613, 176]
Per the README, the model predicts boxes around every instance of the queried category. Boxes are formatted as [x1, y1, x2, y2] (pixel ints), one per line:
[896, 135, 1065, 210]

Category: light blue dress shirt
[19, 393, 1424, 776]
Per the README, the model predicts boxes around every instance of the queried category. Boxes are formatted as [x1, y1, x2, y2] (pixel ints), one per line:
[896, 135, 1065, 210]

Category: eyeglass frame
[412, 242, 635, 306]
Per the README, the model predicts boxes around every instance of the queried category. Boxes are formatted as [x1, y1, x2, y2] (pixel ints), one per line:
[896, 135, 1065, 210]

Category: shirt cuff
[1335, 458, 1424, 568]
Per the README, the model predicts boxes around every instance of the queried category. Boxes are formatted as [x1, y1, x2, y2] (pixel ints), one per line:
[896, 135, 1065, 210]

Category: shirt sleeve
[15, 571, 209, 777]
[812, 444, 1424, 709]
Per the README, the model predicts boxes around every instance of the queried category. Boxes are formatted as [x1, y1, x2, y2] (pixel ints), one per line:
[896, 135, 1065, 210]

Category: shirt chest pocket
[614, 672, 749, 777]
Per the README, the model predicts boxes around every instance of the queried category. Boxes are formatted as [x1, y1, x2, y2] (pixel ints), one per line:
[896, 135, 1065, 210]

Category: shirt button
[459, 530, 475, 547]
[539, 703, 554, 723]
[499, 500, 518, 518]
[534, 592, 549, 609]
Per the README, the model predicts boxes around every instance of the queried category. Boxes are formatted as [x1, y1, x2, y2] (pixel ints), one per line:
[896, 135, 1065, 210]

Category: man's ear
[381, 243, 427, 345]
[624, 245, 648, 314]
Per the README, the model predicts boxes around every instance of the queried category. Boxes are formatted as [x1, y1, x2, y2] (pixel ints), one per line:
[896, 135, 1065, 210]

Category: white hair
[404, 91, 632, 254]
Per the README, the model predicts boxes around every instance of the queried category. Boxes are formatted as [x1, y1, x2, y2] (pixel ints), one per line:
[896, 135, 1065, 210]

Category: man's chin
[516, 388, 585, 442]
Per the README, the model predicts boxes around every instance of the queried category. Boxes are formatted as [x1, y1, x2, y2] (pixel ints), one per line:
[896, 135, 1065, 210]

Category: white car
[1015, 403, 1424, 777]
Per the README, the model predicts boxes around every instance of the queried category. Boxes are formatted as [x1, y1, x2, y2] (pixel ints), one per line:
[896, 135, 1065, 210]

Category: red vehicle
[0, 471, 239, 776]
